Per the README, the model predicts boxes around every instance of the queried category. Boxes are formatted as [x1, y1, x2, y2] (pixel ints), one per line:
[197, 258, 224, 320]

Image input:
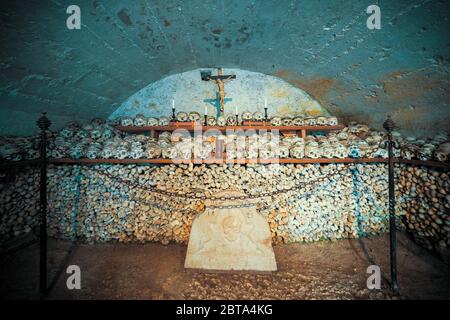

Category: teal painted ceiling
[0, 0, 449, 136]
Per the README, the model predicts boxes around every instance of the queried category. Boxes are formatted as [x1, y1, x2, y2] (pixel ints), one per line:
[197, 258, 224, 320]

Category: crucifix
[201, 67, 236, 116]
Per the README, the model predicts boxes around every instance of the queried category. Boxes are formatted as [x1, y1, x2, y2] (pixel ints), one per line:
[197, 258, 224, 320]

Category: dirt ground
[0, 232, 449, 300]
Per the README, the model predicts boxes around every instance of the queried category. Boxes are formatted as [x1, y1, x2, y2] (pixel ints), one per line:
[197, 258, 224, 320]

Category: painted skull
[176, 112, 188, 122]
[292, 117, 304, 126]
[216, 116, 227, 126]
[271, 116, 282, 126]
[207, 116, 217, 126]
[241, 111, 253, 121]
[305, 117, 317, 126]
[282, 117, 293, 126]
[158, 116, 170, 126]
[226, 115, 237, 126]
[134, 114, 147, 126]
[253, 111, 264, 121]
[316, 117, 327, 126]
[147, 117, 159, 126]
[188, 111, 201, 122]
[348, 145, 360, 158]
[327, 117, 338, 126]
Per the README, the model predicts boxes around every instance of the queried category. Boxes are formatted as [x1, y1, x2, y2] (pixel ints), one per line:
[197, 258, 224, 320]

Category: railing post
[383, 115, 399, 292]
[37, 112, 51, 297]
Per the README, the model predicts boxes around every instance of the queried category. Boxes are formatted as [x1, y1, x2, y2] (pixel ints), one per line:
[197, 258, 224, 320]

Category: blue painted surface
[0, 0, 448, 136]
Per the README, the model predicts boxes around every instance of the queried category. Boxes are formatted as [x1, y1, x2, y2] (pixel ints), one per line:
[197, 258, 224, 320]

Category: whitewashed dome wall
[109, 68, 330, 119]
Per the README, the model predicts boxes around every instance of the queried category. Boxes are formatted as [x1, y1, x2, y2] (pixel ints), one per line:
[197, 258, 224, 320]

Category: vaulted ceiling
[1, 0, 449, 136]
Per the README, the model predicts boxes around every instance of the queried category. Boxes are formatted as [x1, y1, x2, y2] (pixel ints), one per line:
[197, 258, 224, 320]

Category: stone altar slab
[184, 190, 277, 272]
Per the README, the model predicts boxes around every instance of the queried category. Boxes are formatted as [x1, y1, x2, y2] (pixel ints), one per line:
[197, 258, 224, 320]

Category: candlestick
[204, 114, 208, 126]
[235, 114, 239, 126]
[264, 107, 268, 121]
[171, 99, 176, 121]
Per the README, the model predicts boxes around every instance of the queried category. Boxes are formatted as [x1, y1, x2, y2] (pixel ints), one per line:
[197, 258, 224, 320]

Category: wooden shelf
[49, 157, 381, 165]
[1, 158, 447, 169]
[116, 124, 345, 133]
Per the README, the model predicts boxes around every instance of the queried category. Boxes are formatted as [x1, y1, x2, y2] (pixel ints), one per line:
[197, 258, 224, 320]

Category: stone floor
[1, 232, 449, 300]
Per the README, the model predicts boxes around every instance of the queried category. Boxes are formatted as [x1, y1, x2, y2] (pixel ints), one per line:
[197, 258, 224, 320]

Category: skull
[278, 143, 290, 158]
[305, 117, 317, 126]
[26, 148, 40, 160]
[226, 115, 237, 126]
[246, 146, 259, 159]
[282, 117, 293, 126]
[86, 148, 100, 160]
[207, 116, 217, 126]
[60, 127, 75, 139]
[271, 116, 282, 126]
[147, 117, 159, 126]
[337, 131, 348, 140]
[217, 116, 227, 126]
[120, 117, 133, 126]
[69, 145, 84, 160]
[335, 145, 347, 158]
[146, 143, 162, 159]
[188, 112, 201, 123]
[348, 145, 360, 158]
[327, 117, 338, 126]
[434, 142, 450, 162]
[176, 112, 188, 122]
[290, 145, 305, 158]
[401, 149, 414, 160]
[292, 117, 304, 126]
[101, 147, 114, 159]
[161, 146, 177, 159]
[241, 111, 253, 121]
[158, 116, 170, 126]
[316, 117, 327, 126]
[115, 145, 129, 159]
[134, 114, 147, 126]
[259, 148, 272, 159]
[90, 128, 102, 140]
[322, 146, 334, 158]
[305, 145, 320, 159]
[253, 111, 264, 121]
[373, 148, 388, 158]
[129, 148, 144, 159]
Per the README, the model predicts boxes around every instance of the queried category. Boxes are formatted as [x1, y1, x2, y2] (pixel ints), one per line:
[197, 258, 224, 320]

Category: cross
[201, 67, 236, 116]
[203, 92, 232, 118]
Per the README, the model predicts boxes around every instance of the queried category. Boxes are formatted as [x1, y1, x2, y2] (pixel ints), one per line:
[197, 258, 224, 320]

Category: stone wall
[0, 164, 448, 251]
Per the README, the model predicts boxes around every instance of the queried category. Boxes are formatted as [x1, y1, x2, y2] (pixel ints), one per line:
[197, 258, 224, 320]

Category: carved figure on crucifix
[201, 68, 236, 116]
